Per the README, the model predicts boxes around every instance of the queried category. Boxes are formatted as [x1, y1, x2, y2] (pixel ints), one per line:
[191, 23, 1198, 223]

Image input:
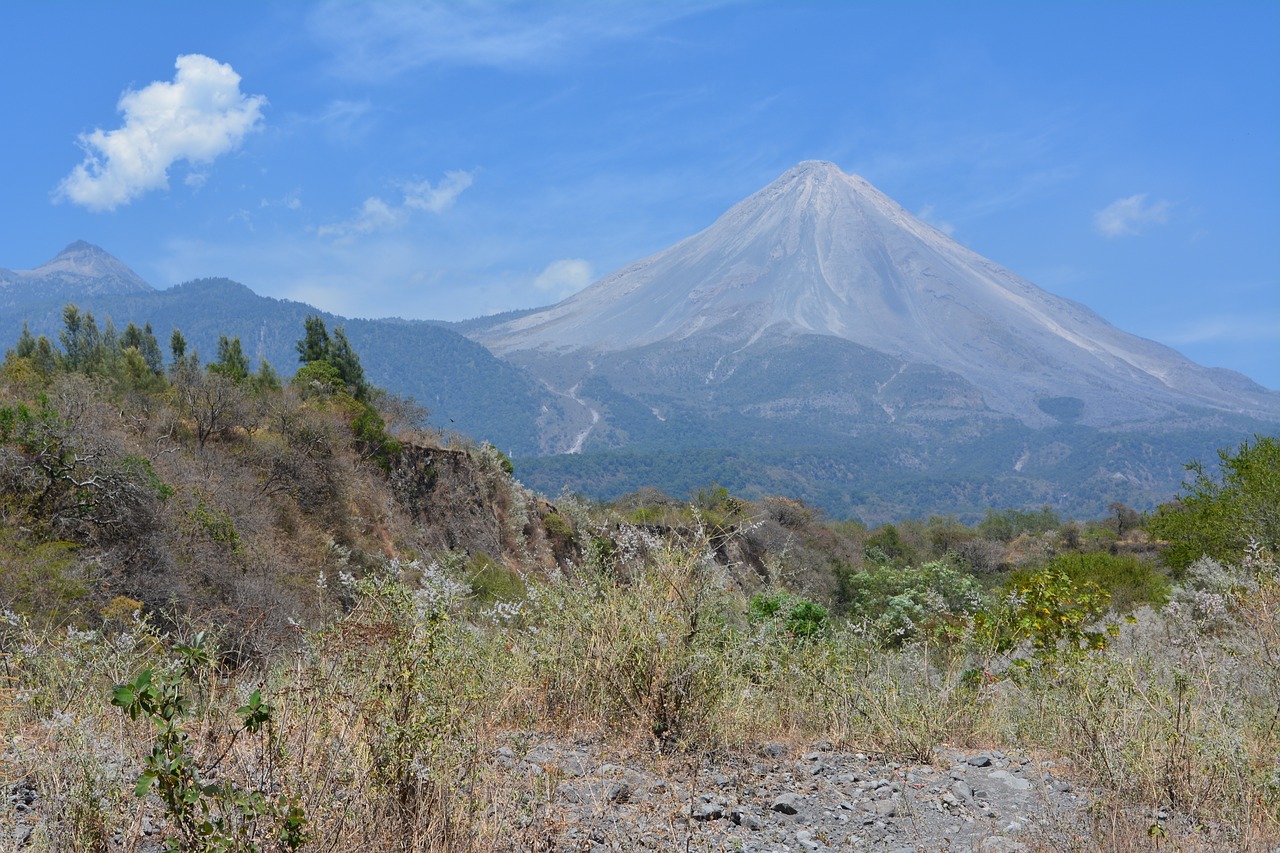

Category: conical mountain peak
[33, 240, 152, 291]
[472, 162, 1280, 427]
[0, 241, 153, 310]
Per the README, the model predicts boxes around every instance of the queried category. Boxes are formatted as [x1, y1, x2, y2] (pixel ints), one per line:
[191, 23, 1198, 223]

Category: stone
[988, 770, 1031, 792]
[771, 792, 804, 815]
[860, 798, 899, 818]
[691, 801, 724, 821]
[796, 829, 821, 849]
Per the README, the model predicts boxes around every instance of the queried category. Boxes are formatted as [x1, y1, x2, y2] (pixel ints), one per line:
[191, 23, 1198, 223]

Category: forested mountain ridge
[0, 245, 583, 456]
[4, 189, 1276, 522]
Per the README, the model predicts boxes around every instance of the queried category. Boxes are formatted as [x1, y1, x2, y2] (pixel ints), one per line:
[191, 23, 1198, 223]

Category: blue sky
[2, 1, 1277, 388]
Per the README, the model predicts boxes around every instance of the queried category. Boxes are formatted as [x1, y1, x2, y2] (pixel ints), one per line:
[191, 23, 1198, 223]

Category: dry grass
[2, 537, 1277, 851]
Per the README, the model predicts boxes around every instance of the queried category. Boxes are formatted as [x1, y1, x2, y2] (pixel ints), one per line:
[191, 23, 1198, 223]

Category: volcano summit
[468, 162, 1279, 518]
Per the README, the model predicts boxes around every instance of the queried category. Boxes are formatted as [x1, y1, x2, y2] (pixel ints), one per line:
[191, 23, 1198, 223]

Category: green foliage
[60, 304, 104, 373]
[209, 335, 250, 383]
[748, 591, 829, 640]
[290, 360, 344, 398]
[975, 566, 1112, 673]
[294, 315, 330, 365]
[1147, 434, 1280, 572]
[250, 359, 281, 394]
[121, 322, 165, 375]
[839, 559, 984, 646]
[0, 523, 83, 626]
[1047, 551, 1170, 611]
[862, 524, 917, 568]
[188, 499, 244, 557]
[977, 505, 1061, 543]
[351, 402, 401, 472]
[466, 553, 525, 604]
[110, 634, 309, 852]
[691, 483, 745, 532]
[543, 511, 573, 543]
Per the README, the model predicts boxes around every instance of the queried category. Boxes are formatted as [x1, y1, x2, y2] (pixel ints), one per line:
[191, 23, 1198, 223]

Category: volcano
[473, 161, 1278, 434]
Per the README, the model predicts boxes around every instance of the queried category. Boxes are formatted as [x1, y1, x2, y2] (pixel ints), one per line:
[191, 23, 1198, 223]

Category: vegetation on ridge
[1, 309, 1278, 850]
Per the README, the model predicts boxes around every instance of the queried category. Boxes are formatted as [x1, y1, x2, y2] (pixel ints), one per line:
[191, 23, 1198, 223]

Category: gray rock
[771, 792, 804, 815]
[951, 780, 975, 803]
[988, 770, 1032, 792]
[796, 829, 822, 849]
[691, 801, 724, 821]
[760, 742, 789, 759]
[860, 798, 899, 818]
[731, 808, 764, 830]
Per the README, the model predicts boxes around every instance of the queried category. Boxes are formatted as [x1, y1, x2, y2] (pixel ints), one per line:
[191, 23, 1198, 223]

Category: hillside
[0, 245, 583, 457]
[459, 163, 1280, 519]
[3, 312, 1279, 850]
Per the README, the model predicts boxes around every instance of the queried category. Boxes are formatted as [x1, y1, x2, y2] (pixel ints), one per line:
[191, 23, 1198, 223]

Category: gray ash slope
[472, 161, 1277, 429]
[467, 162, 1279, 519]
[1, 241, 154, 311]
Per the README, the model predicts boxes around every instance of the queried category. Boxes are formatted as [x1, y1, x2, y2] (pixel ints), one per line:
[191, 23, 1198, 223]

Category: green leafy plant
[838, 559, 984, 646]
[110, 634, 309, 852]
[974, 566, 1112, 676]
[748, 591, 829, 640]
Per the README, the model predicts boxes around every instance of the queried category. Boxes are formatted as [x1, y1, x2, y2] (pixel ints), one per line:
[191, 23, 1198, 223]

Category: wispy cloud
[1159, 313, 1280, 345]
[1093, 193, 1172, 238]
[533, 258, 594, 300]
[308, 1, 732, 79]
[916, 203, 956, 236]
[56, 55, 266, 211]
[318, 170, 475, 241]
[403, 171, 474, 213]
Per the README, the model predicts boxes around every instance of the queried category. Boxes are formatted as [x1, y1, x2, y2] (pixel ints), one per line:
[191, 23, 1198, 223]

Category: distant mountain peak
[472, 161, 1280, 427]
[0, 241, 154, 309]
[57, 239, 107, 256]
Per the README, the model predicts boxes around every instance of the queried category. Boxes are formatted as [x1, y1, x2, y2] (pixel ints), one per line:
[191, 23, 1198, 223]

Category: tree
[122, 322, 164, 375]
[170, 328, 188, 364]
[1148, 435, 1280, 572]
[59, 304, 103, 373]
[328, 326, 367, 400]
[209, 335, 250, 383]
[296, 315, 331, 365]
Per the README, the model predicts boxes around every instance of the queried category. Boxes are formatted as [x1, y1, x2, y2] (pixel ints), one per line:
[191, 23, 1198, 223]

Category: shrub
[839, 559, 984, 646]
[1148, 435, 1280, 573]
[1047, 551, 1170, 611]
[974, 566, 1112, 675]
[748, 591, 829, 640]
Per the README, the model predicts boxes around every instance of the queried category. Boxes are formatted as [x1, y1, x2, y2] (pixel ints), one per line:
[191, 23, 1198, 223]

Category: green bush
[1148, 435, 1280, 573]
[975, 566, 1112, 675]
[1047, 551, 1170, 611]
[748, 592, 829, 640]
[838, 559, 984, 646]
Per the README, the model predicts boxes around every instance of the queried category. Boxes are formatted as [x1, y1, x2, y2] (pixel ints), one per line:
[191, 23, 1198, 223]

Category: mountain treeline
[2, 308, 1279, 850]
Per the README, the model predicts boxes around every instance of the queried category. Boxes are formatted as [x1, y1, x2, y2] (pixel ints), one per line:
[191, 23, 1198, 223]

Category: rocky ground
[498, 736, 1093, 852]
[8, 732, 1265, 851]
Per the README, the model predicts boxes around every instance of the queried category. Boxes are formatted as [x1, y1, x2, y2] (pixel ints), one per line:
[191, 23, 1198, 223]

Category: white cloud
[1159, 313, 1280, 345]
[319, 170, 475, 241]
[533, 258, 594, 299]
[403, 170, 475, 213]
[309, 1, 735, 79]
[1093, 193, 1172, 238]
[56, 54, 266, 211]
[916, 203, 956, 236]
